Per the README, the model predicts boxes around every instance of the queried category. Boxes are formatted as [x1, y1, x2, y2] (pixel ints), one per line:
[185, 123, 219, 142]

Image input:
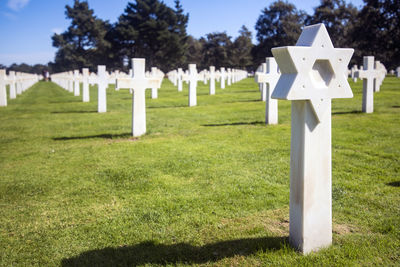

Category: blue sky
[0, 0, 364, 66]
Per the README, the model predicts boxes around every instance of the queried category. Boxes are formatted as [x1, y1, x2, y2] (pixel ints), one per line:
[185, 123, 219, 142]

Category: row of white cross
[51, 65, 164, 116]
[3, 23, 394, 255]
[254, 54, 389, 122]
[0, 70, 39, 107]
[166, 66, 248, 107]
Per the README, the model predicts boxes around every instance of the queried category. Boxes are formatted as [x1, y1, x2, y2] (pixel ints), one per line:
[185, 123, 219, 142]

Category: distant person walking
[42, 70, 50, 81]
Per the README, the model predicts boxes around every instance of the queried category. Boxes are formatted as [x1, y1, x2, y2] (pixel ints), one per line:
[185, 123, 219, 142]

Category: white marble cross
[177, 68, 183, 92]
[227, 68, 232, 86]
[82, 68, 90, 102]
[0, 70, 7, 107]
[271, 23, 354, 254]
[209, 66, 216, 95]
[351, 65, 358, 82]
[255, 57, 280, 125]
[374, 61, 386, 92]
[97, 66, 108, 113]
[73, 70, 80, 96]
[220, 67, 226, 89]
[116, 58, 159, 137]
[149, 67, 163, 99]
[188, 64, 198, 107]
[357, 56, 380, 113]
[9, 71, 16, 99]
[256, 63, 267, 101]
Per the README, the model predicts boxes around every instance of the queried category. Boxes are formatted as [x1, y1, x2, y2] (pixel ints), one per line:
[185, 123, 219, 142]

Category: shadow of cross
[116, 58, 160, 137]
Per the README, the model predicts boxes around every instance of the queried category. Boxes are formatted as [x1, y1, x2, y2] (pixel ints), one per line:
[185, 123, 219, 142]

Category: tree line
[4, 0, 399, 73]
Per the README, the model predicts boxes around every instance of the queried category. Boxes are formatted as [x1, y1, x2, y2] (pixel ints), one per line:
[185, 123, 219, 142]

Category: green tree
[202, 32, 232, 69]
[52, 0, 111, 72]
[253, 0, 307, 67]
[307, 0, 358, 52]
[185, 35, 204, 67]
[352, 0, 400, 69]
[231, 26, 253, 70]
[114, 0, 188, 71]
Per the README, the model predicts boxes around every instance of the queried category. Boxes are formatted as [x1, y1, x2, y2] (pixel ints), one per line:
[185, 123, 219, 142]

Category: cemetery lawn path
[0, 78, 399, 266]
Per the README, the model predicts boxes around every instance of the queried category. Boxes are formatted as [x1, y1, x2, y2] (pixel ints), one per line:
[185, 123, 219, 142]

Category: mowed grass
[0, 76, 399, 266]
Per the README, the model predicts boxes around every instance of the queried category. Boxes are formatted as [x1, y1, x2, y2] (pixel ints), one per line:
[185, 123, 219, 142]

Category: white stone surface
[357, 56, 379, 113]
[256, 57, 280, 125]
[0, 70, 7, 107]
[227, 68, 232, 86]
[209, 66, 216, 95]
[116, 58, 159, 137]
[97, 66, 108, 113]
[271, 23, 354, 254]
[374, 61, 386, 92]
[151, 67, 159, 99]
[177, 68, 183, 92]
[220, 67, 226, 89]
[9, 71, 16, 99]
[82, 68, 90, 102]
[73, 70, 80, 96]
[188, 64, 198, 107]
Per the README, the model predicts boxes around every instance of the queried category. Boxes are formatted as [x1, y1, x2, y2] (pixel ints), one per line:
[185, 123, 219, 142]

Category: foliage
[252, 0, 307, 68]
[306, 0, 358, 47]
[201, 32, 233, 69]
[351, 0, 400, 70]
[34, 0, 398, 72]
[112, 0, 189, 71]
[231, 26, 254, 70]
[51, 0, 111, 72]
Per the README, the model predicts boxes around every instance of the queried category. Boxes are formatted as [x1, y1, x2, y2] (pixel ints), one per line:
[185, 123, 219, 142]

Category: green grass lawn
[0, 76, 399, 266]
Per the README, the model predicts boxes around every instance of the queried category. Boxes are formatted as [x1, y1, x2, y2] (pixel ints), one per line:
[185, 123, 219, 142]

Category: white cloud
[2, 11, 17, 20]
[7, 0, 30, 11]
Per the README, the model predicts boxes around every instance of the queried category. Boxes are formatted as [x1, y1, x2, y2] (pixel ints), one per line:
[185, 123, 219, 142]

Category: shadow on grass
[386, 181, 400, 187]
[225, 99, 260, 103]
[53, 133, 132, 141]
[202, 121, 264, 127]
[332, 110, 362, 115]
[51, 110, 97, 114]
[392, 105, 400, 108]
[148, 105, 187, 109]
[49, 100, 82, 104]
[61, 236, 288, 266]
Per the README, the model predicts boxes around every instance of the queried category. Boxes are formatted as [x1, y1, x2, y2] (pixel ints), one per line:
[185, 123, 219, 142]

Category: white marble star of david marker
[271, 23, 354, 123]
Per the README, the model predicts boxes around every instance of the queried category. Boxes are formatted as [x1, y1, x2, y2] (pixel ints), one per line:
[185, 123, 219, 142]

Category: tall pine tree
[114, 0, 188, 71]
[52, 0, 111, 72]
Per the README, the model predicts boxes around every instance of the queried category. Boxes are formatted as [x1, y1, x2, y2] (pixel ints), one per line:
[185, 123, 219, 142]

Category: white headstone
[116, 58, 159, 137]
[0, 70, 7, 107]
[82, 68, 90, 102]
[256, 63, 267, 101]
[97, 66, 107, 113]
[177, 68, 183, 92]
[151, 67, 158, 99]
[9, 71, 16, 99]
[357, 56, 380, 113]
[220, 67, 226, 89]
[188, 64, 198, 107]
[73, 70, 80, 96]
[271, 23, 354, 254]
[209, 66, 216, 95]
[256, 57, 280, 124]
